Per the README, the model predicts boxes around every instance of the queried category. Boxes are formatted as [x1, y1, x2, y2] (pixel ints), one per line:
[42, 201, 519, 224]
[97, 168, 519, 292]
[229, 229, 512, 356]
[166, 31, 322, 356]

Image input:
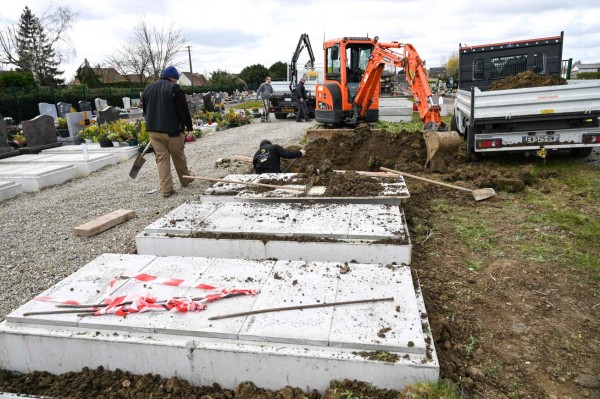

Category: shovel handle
[183, 175, 305, 192]
[380, 167, 472, 193]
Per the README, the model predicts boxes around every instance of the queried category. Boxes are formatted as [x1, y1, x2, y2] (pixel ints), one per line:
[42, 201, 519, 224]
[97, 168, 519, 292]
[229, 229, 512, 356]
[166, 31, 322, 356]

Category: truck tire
[466, 126, 480, 161]
[570, 147, 593, 158]
[274, 112, 287, 120]
[450, 114, 458, 133]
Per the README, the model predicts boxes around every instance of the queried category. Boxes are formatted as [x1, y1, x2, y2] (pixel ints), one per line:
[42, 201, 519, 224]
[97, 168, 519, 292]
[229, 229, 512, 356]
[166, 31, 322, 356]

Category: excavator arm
[352, 41, 443, 130]
[289, 33, 316, 92]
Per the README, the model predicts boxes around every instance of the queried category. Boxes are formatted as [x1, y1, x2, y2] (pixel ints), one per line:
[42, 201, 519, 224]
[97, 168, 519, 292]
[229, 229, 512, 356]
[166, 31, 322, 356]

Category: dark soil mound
[489, 70, 567, 90]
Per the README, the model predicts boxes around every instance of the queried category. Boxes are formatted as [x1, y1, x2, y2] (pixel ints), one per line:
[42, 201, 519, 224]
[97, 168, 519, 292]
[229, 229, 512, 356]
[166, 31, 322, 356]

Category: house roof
[122, 73, 146, 83]
[91, 67, 128, 84]
[180, 71, 209, 86]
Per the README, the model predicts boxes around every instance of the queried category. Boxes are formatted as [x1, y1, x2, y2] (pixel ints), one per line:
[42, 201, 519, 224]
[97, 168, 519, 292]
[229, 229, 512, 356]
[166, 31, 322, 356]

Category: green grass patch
[465, 258, 486, 272]
[376, 112, 454, 133]
[403, 380, 465, 399]
[454, 218, 497, 251]
[229, 100, 263, 110]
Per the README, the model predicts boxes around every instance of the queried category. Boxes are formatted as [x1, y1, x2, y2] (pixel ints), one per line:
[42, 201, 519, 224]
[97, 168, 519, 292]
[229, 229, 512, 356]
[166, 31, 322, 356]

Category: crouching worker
[253, 139, 306, 174]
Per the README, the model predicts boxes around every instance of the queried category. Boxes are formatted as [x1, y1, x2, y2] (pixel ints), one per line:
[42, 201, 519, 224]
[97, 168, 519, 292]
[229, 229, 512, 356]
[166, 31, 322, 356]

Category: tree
[75, 58, 101, 87]
[268, 61, 287, 80]
[209, 69, 246, 93]
[0, 5, 76, 84]
[445, 51, 459, 79]
[239, 64, 269, 90]
[105, 17, 188, 83]
[0, 70, 36, 88]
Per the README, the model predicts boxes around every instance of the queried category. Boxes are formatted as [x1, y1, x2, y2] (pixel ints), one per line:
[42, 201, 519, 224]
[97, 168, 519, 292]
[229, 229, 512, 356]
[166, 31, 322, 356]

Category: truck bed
[455, 80, 600, 121]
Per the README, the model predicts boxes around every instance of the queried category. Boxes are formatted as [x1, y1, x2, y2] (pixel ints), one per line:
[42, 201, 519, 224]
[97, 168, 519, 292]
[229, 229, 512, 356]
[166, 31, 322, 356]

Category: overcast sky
[1, 0, 599, 82]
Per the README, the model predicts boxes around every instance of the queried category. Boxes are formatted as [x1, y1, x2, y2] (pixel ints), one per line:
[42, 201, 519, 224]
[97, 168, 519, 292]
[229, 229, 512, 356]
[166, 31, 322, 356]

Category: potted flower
[11, 133, 26, 147]
[56, 117, 69, 138]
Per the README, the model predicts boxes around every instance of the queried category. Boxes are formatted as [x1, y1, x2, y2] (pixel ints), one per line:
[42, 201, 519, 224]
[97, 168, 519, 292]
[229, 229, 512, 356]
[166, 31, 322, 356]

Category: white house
[179, 72, 209, 87]
[571, 62, 600, 77]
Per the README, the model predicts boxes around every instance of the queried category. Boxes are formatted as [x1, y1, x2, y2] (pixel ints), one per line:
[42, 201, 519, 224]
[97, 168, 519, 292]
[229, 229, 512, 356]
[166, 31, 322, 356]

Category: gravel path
[0, 118, 313, 321]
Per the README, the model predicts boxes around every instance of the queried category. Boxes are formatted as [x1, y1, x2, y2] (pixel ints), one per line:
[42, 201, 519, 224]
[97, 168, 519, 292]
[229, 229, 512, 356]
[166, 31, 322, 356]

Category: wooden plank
[73, 209, 136, 237]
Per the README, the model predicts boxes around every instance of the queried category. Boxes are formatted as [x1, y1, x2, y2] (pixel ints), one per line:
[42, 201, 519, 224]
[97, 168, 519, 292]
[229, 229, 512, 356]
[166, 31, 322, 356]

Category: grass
[229, 100, 263, 110]
[403, 381, 466, 399]
[454, 217, 497, 251]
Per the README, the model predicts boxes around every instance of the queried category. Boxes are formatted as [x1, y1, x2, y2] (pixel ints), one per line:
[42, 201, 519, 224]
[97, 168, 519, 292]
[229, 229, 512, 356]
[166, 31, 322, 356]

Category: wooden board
[73, 209, 136, 237]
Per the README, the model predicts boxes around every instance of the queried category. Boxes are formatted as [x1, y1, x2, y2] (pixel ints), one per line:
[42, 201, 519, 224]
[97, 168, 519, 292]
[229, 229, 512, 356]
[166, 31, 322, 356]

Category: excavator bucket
[423, 130, 462, 171]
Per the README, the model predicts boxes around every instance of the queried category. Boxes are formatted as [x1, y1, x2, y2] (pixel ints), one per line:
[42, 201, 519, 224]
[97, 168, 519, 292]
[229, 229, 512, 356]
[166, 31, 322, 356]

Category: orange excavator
[314, 36, 461, 168]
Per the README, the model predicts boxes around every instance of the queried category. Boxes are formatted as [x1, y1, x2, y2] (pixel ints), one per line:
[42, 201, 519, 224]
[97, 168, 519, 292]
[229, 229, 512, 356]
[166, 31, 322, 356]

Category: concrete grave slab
[0, 163, 77, 192]
[66, 111, 94, 139]
[41, 143, 139, 162]
[0, 255, 437, 392]
[0, 117, 19, 159]
[136, 202, 411, 264]
[0, 152, 117, 176]
[97, 106, 120, 125]
[0, 180, 22, 202]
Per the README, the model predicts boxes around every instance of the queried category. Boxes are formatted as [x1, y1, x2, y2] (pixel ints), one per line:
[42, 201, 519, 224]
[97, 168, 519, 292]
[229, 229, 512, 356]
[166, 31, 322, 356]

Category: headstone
[20, 115, 61, 153]
[56, 102, 72, 118]
[78, 100, 92, 112]
[38, 103, 58, 122]
[0, 116, 20, 158]
[122, 97, 131, 110]
[94, 98, 108, 111]
[66, 111, 94, 139]
[97, 106, 121, 125]
[131, 98, 141, 108]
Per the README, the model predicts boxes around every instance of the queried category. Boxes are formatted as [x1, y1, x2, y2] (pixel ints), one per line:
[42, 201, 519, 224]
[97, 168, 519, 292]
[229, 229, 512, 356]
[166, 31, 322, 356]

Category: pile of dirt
[291, 124, 438, 175]
[489, 70, 567, 90]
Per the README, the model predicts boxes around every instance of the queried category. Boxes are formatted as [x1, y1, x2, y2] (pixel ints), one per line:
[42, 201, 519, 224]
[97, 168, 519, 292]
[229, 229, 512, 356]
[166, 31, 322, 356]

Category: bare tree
[0, 3, 77, 67]
[105, 16, 187, 83]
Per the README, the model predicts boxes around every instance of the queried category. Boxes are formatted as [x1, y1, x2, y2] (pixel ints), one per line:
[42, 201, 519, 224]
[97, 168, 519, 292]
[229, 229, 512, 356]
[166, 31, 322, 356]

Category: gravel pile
[0, 118, 312, 321]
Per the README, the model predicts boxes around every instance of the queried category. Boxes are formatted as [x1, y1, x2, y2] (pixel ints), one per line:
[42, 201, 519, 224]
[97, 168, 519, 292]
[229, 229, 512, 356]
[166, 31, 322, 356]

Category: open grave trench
[0, 128, 440, 392]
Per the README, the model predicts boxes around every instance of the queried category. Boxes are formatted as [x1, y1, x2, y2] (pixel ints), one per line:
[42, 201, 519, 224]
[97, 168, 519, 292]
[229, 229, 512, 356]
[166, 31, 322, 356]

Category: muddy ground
[1, 126, 598, 398]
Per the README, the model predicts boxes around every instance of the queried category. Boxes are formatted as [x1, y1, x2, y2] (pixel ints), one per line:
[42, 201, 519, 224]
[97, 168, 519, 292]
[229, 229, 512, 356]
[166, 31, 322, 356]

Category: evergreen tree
[14, 6, 63, 85]
[75, 58, 101, 87]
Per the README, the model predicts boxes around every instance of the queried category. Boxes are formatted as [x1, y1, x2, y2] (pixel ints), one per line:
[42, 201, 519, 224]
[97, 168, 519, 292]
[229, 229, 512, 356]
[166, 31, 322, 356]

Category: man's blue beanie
[161, 66, 180, 80]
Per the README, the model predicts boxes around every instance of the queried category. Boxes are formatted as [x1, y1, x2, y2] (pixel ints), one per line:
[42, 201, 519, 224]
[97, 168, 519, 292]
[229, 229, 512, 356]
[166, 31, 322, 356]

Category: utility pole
[187, 45, 194, 93]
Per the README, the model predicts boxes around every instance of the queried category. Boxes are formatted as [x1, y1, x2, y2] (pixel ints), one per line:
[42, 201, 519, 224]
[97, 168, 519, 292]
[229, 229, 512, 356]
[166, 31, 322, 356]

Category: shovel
[183, 175, 305, 192]
[129, 141, 152, 179]
[380, 167, 496, 201]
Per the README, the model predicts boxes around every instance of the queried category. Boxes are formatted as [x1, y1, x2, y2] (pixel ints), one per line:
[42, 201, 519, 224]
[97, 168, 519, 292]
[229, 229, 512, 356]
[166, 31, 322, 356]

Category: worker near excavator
[253, 140, 306, 174]
[256, 76, 274, 121]
[296, 77, 310, 122]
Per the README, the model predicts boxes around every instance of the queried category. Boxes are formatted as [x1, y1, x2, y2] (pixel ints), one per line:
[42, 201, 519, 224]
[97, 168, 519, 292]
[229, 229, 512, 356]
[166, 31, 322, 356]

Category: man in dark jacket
[253, 140, 306, 174]
[142, 66, 194, 197]
[296, 77, 309, 122]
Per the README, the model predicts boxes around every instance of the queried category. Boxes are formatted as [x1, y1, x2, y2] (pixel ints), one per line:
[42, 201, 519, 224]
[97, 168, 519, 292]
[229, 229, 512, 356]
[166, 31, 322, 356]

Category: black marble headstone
[21, 115, 61, 152]
[97, 106, 121, 125]
[0, 115, 20, 158]
[78, 100, 92, 112]
[56, 102, 72, 118]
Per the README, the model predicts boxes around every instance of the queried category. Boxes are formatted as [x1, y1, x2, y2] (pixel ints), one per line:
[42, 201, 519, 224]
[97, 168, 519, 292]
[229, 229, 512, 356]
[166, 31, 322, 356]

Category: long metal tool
[209, 296, 394, 320]
[183, 175, 305, 191]
[380, 167, 496, 201]
[129, 141, 152, 179]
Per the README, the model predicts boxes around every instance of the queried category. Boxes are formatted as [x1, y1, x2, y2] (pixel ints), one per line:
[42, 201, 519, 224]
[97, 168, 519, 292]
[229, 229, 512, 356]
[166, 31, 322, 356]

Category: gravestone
[95, 98, 108, 111]
[56, 102, 72, 118]
[78, 101, 92, 112]
[0, 116, 20, 159]
[97, 106, 121, 125]
[66, 111, 94, 141]
[20, 115, 61, 153]
[38, 103, 58, 122]
[131, 98, 141, 108]
[122, 97, 131, 110]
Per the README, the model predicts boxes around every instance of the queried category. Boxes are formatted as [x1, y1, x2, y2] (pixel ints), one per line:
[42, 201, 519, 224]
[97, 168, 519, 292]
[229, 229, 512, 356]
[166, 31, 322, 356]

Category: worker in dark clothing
[142, 66, 194, 197]
[253, 140, 306, 174]
[296, 77, 310, 122]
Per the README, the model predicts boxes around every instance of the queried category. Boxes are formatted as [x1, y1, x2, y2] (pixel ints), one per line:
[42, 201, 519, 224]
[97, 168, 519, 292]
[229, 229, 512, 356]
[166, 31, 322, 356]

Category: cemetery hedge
[0, 84, 227, 123]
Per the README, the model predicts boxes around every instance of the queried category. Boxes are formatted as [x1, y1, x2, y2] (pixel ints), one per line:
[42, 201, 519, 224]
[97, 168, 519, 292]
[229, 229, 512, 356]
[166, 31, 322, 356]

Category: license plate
[284, 98, 292, 102]
[283, 108, 294, 112]
[522, 135, 559, 143]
